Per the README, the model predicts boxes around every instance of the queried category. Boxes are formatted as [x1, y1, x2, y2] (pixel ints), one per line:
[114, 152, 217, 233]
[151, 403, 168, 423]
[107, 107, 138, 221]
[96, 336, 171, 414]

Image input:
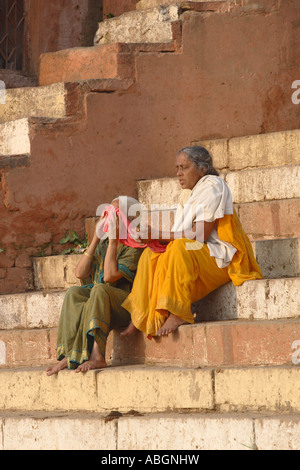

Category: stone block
[118, 413, 254, 450]
[0, 329, 50, 368]
[0, 366, 213, 413]
[193, 278, 300, 321]
[2, 414, 118, 451]
[137, 177, 181, 207]
[96, 366, 214, 413]
[237, 199, 300, 241]
[252, 238, 300, 278]
[228, 129, 300, 171]
[0, 118, 30, 156]
[193, 129, 300, 171]
[0, 292, 28, 330]
[95, 5, 180, 45]
[39, 44, 134, 87]
[107, 318, 300, 368]
[0, 83, 67, 124]
[0, 291, 65, 330]
[255, 417, 300, 451]
[2, 412, 300, 450]
[205, 320, 300, 367]
[0, 368, 98, 412]
[225, 165, 300, 204]
[25, 291, 65, 329]
[215, 367, 300, 413]
[33, 255, 81, 290]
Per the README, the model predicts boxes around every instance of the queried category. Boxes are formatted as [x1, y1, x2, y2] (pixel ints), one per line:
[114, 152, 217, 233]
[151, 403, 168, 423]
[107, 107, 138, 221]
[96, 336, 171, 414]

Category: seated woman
[121, 146, 263, 338]
[46, 197, 144, 376]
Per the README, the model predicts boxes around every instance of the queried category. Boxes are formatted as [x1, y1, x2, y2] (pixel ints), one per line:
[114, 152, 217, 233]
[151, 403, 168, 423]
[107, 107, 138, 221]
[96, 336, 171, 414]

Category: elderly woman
[46, 198, 143, 375]
[121, 146, 263, 338]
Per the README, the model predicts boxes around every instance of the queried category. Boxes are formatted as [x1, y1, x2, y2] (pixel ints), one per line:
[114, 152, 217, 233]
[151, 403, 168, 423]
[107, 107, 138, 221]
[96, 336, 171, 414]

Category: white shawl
[172, 175, 237, 268]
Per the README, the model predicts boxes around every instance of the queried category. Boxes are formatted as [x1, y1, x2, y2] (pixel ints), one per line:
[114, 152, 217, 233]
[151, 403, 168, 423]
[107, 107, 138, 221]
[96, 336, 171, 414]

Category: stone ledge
[0, 365, 300, 415]
[39, 44, 136, 87]
[1, 277, 299, 330]
[0, 82, 68, 125]
[1, 318, 300, 369]
[137, 165, 300, 205]
[33, 237, 300, 290]
[33, 254, 81, 290]
[1, 411, 300, 450]
[108, 318, 300, 368]
[94, 5, 181, 45]
[194, 129, 300, 171]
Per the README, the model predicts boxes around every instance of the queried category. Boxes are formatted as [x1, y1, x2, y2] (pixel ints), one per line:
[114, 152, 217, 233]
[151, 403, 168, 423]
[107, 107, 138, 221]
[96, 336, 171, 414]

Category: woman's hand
[134, 226, 151, 245]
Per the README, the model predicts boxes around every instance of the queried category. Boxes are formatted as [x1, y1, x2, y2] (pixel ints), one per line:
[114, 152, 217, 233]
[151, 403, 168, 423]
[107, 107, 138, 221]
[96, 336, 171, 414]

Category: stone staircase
[1, 123, 300, 448]
[0, 0, 300, 450]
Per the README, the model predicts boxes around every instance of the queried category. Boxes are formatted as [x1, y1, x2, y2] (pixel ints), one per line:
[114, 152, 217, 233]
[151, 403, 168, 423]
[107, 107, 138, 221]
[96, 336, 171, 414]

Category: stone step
[38, 42, 177, 87]
[0, 327, 57, 369]
[95, 4, 180, 45]
[1, 317, 299, 370]
[195, 128, 300, 171]
[0, 277, 299, 332]
[33, 254, 81, 291]
[236, 199, 300, 241]
[136, 184, 300, 242]
[32, 236, 300, 292]
[0, 364, 300, 415]
[95, 1, 233, 45]
[226, 165, 300, 204]
[137, 165, 300, 206]
[0, 118, 31, 156]
[0, 290, 65, 331]
[39, 44, 134, 87]
[0, 78, 134, 156]
[107, 318, 300, 368]
[1, 410, 299, 450]
[85, 197, 300, 244]
[0, 83, 68, 124]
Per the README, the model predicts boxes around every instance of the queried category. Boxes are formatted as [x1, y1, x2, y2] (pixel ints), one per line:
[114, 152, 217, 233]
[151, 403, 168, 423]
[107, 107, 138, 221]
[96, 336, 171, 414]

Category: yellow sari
[122, 210, 263, 337]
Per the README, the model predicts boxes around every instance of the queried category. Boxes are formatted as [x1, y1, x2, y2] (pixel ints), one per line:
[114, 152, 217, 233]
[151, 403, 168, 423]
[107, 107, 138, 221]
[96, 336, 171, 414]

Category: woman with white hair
[121, 146, 263, 338]
[46, 197, 144, 375]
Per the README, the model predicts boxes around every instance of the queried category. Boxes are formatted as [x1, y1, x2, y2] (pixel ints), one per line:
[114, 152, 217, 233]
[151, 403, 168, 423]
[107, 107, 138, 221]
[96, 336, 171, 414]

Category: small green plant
[59, 230, 89, 255]
[0, 248, 4, 254]
[105, 12, 115, 19]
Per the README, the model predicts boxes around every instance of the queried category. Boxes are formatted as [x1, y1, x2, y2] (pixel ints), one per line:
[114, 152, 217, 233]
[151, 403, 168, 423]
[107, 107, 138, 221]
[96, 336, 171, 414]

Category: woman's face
[176, 153, 205, 190]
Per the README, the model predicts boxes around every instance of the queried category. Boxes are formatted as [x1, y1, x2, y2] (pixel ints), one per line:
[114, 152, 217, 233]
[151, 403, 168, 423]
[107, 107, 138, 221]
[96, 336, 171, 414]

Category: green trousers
[56, 283, 130, 369]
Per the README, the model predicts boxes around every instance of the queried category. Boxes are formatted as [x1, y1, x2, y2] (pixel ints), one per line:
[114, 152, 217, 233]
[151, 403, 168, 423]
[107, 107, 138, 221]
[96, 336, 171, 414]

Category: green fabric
[56, 240, 143, 369]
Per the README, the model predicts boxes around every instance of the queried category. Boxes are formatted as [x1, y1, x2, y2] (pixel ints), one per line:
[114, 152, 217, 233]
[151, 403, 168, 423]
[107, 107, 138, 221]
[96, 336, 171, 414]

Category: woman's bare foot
[156, 314, 187, 337]
[120, 322, 137, 337]
[75, 358, 107, 373]
[75, 339, 107, 373]
[46, 358, 68, 376]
